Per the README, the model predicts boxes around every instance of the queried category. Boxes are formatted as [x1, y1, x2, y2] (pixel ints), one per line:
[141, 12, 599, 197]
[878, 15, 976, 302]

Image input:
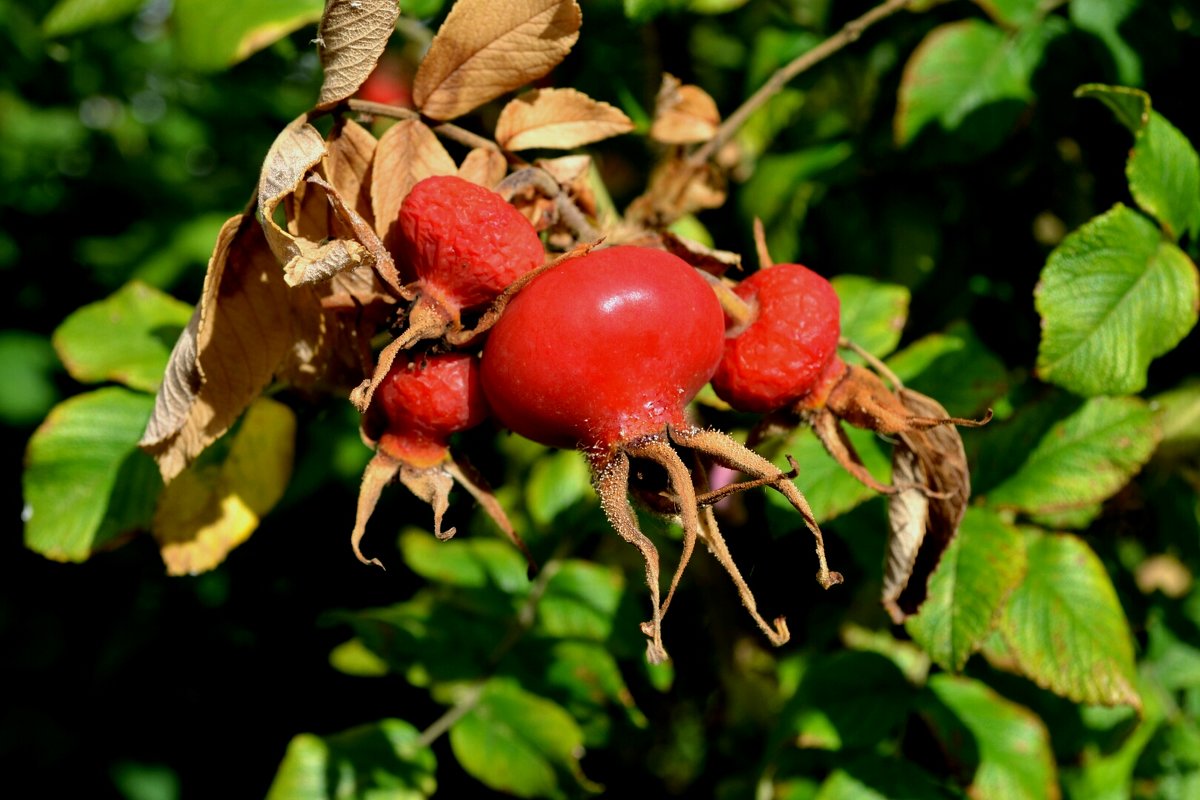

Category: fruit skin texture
[398, 175, 544, 317]
[375, 353, 488, 468]
[711, 263, 841, 413]
[481, 246, 726, 455]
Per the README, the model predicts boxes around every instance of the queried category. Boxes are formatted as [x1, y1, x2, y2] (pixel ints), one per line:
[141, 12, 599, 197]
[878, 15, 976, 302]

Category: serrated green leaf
[832, 275, 910, 363]
[42, 0, 144, 38]
[920, 674, 1058, 800]
[895, 19, 1059, 151]
[173, 0, 325, 72]
[450, 678, 593, 799]
[535, 560, 623, 641]
[974, 0, 1043, 28]
[999, 529, 1140, 707]
[984, 396, 1158, 514]
[815, 754, 956, 800]
[766, 423, 889, 523]
[53, 281, 193, 392]
[525, 449, 593, 528]
[23, 387, 161, 562]
[0, 331, 60, 426]
[887, 321, 1008, 417]
[399, 527, 530, 594]
[1070, 3, 1144, 86]
[906, 508, 1027, 671]
[774, 651, 913, 751]
[266, 719, 436, 800]
[1128, 111, 1200, 242]
[1154, 381, 1200, 460]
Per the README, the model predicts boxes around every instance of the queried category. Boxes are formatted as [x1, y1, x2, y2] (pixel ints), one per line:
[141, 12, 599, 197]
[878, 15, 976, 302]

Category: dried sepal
[445, 456, 537, 575]
[351, 450, 402, 568]
[413, 0, 582, 121]
[495, 87, 633, 151]
[649, 73, 720, 145]
[315, 0, 401, 110]
[369, 118, 456, 259]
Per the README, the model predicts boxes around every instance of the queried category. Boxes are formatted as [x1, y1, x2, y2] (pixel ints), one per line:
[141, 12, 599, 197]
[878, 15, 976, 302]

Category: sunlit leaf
[525, 449, 592, 528]
[267, 719, 436, 800]
[1154, 381, 1200, 461]
[449, 678, 594, 797]
[316, 0, 401, 110]
[1036, 204, 1198, 396]
[886, 322, 1008, 418]
[173, 0, 325, 72]
[496, 88, 633, 151]
[535, 560, 622, 641]
[832, 275, 910, 363]
[413, 0, 582, 121]
[765, 423, 888, 523]
[649, 74, 719, 145]
[815, 754, 957, 800]
[973, 0, 1043, 28]
[906, 507, 1027, 671]
[999, 529, 1141, 708]
[24, 388, 160, 562]
[41, 0, 143, 37]
[153, 398, 295, 576]
[399, 527, 530, 594]
[920, 674, 1059, 800]
[984, 396, 1158, 514]
[53, 281, 193, 393]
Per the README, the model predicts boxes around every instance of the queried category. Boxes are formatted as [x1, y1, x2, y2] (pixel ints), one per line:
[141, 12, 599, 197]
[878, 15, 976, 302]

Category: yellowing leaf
[369, 118, 456, 256]
[154, 397, 296, 576]
[316, 0, 401, 110]
[495, 88, 632, 151]
[649, 74, 720, 144]
[413, 0, 582, 121]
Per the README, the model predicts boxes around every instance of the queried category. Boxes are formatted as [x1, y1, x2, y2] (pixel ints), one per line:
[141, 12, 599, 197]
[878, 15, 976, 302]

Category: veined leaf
[906, 507, 1027, 671]
[496, 88, 633, 151]
[315, 0, 401, 110]
[1035, 204, 1198, 396]
[984, 395, 1158, 514]
[999, 529, 1141, 708]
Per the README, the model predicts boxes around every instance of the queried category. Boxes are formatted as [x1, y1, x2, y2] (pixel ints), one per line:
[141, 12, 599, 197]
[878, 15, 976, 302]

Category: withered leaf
[495, 88, 633, 151]
[140, 215, 306, 482]
[882, 389, 972, 623]
[258, 119, 368, 286]
[650, 74, 720, 145]
[625, 157, 726, 229]
[315, 0, 401, 110]
[660, 230, 741, 276]
[369, 118, 456, 260]
[458, 146, 508, 188]
[325, 117, 378, 223]
[412, 0, 582, 121]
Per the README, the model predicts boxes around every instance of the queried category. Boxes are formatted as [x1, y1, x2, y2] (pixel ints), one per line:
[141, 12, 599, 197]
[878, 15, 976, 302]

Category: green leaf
[974, 0, 1043, 28]
[42, 0, 144, 37]
[1128, 112, 1200, 243]
[906, 508, 1027, 671]
[920, 674, 1058, 800]
[53, 281, 193, 392]
[1153, 381, 1200, 460]
[172, 0, 325, 72]
[0, 331, 60, 426]
[832, 275, 910, 363]
[267, 719, 437, 800]
[895, 19, 1059, 151]
[815, 754, 956, 800]
[999, 529, 1141, 707]
[774, 651, 913, 751]
[23, 387, 161, 562]
[329, 638, 390, 677]
[1070, 2, 1144, 86]
[525, 449, 593, 528]
[450, 678, 593, 798]
[399, 528, 530, 595]
[535, 560, 623, 641]
[984, 396, 1158, 514]
[766, 424, 889, 523]
[623, 0, 687, 23]
[887, 321, 1009, 417]
[1075, 83, 1149, 132]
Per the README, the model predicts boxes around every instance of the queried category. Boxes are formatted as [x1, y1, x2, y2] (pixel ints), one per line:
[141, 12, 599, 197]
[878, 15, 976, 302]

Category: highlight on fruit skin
[481, 244, 840, 663]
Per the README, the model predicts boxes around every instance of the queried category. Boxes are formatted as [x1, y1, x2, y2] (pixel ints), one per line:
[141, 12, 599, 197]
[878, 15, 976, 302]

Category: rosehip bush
[12, 0, 1200, 798]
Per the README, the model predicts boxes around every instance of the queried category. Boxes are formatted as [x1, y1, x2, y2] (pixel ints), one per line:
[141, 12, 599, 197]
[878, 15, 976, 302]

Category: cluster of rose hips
[353, 174, 975, 663]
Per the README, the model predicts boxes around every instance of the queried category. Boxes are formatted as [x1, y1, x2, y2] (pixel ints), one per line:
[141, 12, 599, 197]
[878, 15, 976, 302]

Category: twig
[689, 0, 913, 166]
[345, 99, 503, 154]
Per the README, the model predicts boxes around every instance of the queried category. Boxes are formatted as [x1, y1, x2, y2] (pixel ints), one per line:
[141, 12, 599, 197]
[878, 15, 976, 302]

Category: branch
[689, 0, 914, 166]
[345, 99, 504, 155]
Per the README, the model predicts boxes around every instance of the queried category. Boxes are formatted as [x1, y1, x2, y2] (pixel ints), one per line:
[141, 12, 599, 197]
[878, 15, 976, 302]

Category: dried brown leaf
[650, 74, 720, 145]
[882, 389, 972, 623]
[495, 88, 632, 151]
[625, 157, 726, 229]
[660, 230, 741, 276]
[326, 117, 378, 223]
[316, 0, 401, 110]
[458, 147, 508, 188]
[412, 0, 582, 121]
[258, 119, 368, 286]
[140, 215, 307, 482]
[369, 118, 456, 261]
